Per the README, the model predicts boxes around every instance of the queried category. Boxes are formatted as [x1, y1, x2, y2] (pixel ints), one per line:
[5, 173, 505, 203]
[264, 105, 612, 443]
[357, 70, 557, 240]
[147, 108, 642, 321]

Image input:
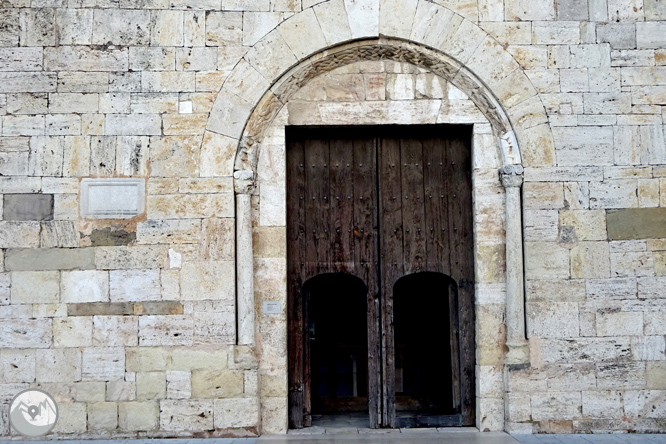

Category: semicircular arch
[202, 0, 555, 174]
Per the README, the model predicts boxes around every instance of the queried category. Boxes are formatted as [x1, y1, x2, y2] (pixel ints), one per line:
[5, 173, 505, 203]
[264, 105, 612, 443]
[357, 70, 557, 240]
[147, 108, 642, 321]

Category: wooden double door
[286, 125, 475, 429]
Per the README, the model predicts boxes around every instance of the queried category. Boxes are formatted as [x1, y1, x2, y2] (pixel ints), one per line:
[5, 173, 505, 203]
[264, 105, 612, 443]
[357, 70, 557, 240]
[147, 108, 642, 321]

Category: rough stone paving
[0, 0, 664, 439]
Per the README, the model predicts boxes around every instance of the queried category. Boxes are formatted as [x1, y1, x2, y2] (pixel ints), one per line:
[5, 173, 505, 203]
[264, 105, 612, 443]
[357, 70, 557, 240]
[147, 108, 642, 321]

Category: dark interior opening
[305, 273, 369, 417]
[393, 272, 458, 417]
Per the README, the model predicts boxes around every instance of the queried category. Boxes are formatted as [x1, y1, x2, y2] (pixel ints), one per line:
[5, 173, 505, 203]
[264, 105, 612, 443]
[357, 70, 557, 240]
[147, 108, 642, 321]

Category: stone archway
[202, 0, 557, 171]
[200, 0, 557, 433]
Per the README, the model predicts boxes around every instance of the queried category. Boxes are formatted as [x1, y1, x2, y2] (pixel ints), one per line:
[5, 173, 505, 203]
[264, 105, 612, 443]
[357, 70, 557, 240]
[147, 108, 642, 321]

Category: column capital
[234, 170, 255, 195]
[500, 164, 524, 188]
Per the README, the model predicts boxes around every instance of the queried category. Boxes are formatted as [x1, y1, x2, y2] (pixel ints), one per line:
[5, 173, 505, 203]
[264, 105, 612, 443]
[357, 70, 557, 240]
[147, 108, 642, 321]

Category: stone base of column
[505, 339, 530, 365]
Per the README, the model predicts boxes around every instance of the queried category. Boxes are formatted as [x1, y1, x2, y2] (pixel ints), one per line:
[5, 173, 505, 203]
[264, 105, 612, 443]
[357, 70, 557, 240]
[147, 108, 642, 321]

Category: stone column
[235, 170, 255, 346]
[500, 165, 529, 364]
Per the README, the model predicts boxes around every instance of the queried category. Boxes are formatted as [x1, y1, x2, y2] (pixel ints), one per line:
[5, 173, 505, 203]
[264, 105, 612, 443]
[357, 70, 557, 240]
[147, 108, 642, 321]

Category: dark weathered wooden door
[287, 125, 475, 429]
[287, 128, 381, 429]
[378, 131, 475, 427]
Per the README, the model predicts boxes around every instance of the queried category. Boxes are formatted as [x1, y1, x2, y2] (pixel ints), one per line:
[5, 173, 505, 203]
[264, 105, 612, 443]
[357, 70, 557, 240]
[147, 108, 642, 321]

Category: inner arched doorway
[287, 125, 475, 429]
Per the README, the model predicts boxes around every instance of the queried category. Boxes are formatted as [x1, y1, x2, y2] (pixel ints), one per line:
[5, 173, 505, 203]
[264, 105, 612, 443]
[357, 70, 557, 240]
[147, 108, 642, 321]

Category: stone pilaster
[500, 164, 529, 365]
[234, 170, 255, 346]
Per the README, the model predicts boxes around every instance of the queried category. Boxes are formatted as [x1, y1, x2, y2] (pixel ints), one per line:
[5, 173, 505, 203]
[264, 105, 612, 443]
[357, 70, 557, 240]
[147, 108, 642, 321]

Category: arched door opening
[304, 273, 369, 426]
[393, 272, 461, 427]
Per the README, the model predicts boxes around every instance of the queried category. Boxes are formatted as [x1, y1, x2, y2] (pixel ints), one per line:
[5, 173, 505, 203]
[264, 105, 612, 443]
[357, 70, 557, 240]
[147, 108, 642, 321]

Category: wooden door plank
[287, 138, 306, 429]
[378, 136, 404, 428]
[400, 138, 426, 275]
[422, 138, 451, 275]
[303, 138, 332, 426]
[304, 139, 331, 277]
[329, 139, 354, 272]
[352, 137, 381, 428]
[448, 280, 461, 412]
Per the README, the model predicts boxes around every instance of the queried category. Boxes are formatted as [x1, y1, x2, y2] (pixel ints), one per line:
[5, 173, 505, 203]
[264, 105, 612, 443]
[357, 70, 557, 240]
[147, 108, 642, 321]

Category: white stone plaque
[81, 178, 146, 219]
[263, 301, 281, 314]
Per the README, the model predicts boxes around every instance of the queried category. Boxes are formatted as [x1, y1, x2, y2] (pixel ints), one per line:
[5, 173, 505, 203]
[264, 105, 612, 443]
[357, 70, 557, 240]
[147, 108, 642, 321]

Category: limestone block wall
[0, 0, 663, 438]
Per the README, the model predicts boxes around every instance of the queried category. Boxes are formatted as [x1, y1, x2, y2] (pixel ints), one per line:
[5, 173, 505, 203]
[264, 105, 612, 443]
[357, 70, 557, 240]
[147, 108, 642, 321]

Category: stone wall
[0, 0, 664, 437]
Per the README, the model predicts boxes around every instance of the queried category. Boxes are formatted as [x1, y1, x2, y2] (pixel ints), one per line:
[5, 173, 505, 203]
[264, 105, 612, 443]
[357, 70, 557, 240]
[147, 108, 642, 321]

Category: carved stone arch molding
[213, 0, 555, 386]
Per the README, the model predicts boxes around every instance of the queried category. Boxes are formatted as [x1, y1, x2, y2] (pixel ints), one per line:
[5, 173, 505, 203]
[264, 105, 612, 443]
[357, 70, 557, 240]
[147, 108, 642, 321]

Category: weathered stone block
[525, 242, 570, 279]
[141, 71, 195, 92]
[45, 46, 128, 72]
[11, 270, 59, 304]
[596, 311, 643, 336]
[159, 399, 214, 431]
[61, 270, 109, 303]
[0, 318, 51, 348]
[261, 396, 288, 435]
[137, 219, 201, 245]
[106, 113, 161, 136]
[586, 278, 637, 299]
[19, 8, 55, 46]
[193, 301, 235, 345]
[607, 208, 666, 240]
[87, 402, 118, 430]
[139, 315, 193, 346]
[531, 392, 581, 421]
[96, 246, 167, 270]
[582, 390, 623, 419]
[632, 336, 666, 361]
[527, 301, 580, 339]
[560, 210, 607, 242]
[214, 397, 260, 428]
[150, 10, 184, 46]
[126, 347, 169, 372]
[1, 349, 35, 383]
[6, 248, 95, 271]
[191, 369, 244, 398]
[625, 390, 666, 418]
[36, 348, 81, 382]
[110, 269, 161, 302]
[52, 402, 86, 433]
[571, 242, 611, 279]
[611, 251, 655, 277]
[199, 132, 236, 177]
[106, 380, 136, 402]
[527, 280, 585, 302]
[119, 401, 159, 431]
[170, 348, 228, 371]
[647, 362, 666, 389]
[181, 261, 235, 301]
[134, 301, 184, 316]
[638, 277, 666, 298]
[200, 218, 234, 261]
[92, 9, 150, 45]
[53, 316, 93, 347]
[82, 347, 125, 381]
[93, 315, 138, 347]
[637, 22, 666, 49]
[0, 222, 40, 248]
[166, 371, 191, 399]
[0, 72, 56, 93]
[40, 221, 79, 248]
[147, 194, 234, 219]
[644, 311, 666, 335]
[137, 371, 166, 401]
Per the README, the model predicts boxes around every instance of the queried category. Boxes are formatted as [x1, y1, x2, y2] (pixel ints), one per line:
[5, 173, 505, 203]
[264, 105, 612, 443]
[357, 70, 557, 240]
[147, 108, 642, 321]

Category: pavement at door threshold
[2, 432, 666, 444]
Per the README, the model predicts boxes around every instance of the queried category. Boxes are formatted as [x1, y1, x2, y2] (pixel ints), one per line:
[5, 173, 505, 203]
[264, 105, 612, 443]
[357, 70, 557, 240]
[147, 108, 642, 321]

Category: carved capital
[500, 164, 524, 188]
[234, 170, 255, 195]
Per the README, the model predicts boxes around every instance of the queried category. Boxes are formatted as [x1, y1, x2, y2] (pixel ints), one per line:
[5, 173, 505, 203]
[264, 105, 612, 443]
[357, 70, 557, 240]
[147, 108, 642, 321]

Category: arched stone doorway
[201, 3, 556, 431]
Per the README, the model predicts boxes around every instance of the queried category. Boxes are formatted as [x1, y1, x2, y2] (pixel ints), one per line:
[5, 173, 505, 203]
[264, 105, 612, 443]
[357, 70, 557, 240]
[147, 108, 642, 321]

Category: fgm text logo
[9, 389, 58, 436]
